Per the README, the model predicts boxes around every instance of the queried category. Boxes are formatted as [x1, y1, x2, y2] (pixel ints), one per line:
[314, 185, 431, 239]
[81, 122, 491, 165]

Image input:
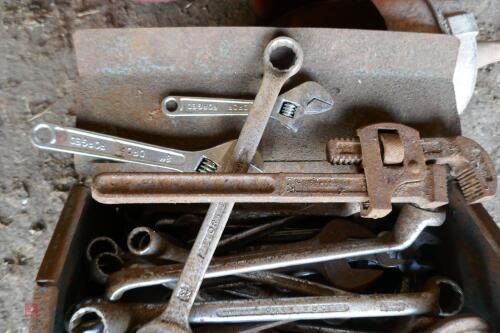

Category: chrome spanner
[138, 37, 304, 333]
[127, 226, 350, 297]
[162, 81, 334, 132]
[188, 278, 463, 323]
[107, 205, 445, 301]
[69, 278, 462, 332]
[31, 122, 238, 172]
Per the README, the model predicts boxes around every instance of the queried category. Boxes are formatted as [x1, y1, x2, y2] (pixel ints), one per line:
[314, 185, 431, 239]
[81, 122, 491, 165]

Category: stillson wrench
[137, 37, 304, 333]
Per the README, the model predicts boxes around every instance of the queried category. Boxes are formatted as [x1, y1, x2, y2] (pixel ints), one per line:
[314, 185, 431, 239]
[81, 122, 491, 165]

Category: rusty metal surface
[30, 185, 91, 333]
[73, 27, 461, 176]
[356, 123, 427, 218]
[420, 137, 497, 204]
[36, 184, 91, 286]
[371, 0, 464, 34]
[28, 286, 59, 333]
[371, 0, 441, 33]
[91, 167, 448, 208]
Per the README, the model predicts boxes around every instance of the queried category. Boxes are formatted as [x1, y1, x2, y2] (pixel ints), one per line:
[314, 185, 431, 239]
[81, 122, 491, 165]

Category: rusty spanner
[137, 37, 304, 333]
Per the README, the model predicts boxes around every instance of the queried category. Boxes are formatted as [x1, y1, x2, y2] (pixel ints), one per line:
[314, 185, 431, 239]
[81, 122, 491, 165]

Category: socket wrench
[31, 122, 239, 172]
[137, 36, 304, 333]
[162, 81, 334, 132]
[107, 205, 445, 300]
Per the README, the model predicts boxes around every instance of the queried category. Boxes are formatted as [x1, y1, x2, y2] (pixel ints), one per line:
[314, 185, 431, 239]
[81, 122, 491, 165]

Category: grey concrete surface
[0, 0, 498, 331]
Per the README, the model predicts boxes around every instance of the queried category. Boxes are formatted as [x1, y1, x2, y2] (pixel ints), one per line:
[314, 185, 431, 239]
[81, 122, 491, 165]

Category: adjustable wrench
[69, 278, 462, 331]
[162, 81, 334, 132]
[107, 205, 445, 300]
[137, 37, 304, 333]
[31, 122, 239, 173]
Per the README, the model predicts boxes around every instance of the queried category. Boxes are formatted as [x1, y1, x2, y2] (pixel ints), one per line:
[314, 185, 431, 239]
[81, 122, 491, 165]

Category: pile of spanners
[32, 36, 496, 333]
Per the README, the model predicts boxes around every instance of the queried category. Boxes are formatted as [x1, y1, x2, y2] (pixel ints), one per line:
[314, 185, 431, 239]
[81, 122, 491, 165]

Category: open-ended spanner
[69, 277, 462, 332]
[128, 220, 384, 292]
[161, 81, 334, 132]
[127, 226, 351, 297]
[126, 223, 390, 293]
[31, 122, 239, 172]
[107, 205, 445, 301]
[137, 37, 304, 333]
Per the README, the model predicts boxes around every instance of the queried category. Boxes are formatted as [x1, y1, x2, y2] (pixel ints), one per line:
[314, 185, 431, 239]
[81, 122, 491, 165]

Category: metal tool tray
[29, 27, 499, 332]
[28, 186, 500, 332]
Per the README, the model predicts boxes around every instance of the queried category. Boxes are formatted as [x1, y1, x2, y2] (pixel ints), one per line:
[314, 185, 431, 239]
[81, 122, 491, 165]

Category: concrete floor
[0, 0, 498, 330]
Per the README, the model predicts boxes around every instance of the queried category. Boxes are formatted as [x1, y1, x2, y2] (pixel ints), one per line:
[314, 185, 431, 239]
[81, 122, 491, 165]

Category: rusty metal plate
[73, 27, 461, 176]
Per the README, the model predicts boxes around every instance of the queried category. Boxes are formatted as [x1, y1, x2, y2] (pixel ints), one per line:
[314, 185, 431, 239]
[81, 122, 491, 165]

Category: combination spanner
[161, 81, 334, 132]
[106, 205, 445, 300]
[188, 277, 463, 323]
[137, 36, 304, 333]
[31, 122, 240, 173]
[69, 278, 463, 331]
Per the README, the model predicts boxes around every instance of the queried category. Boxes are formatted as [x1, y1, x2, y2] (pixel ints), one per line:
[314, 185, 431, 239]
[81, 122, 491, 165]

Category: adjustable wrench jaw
[271, 81, 334, 132]
[357, 123, 427, 218]
[421, 136, 497, 204]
